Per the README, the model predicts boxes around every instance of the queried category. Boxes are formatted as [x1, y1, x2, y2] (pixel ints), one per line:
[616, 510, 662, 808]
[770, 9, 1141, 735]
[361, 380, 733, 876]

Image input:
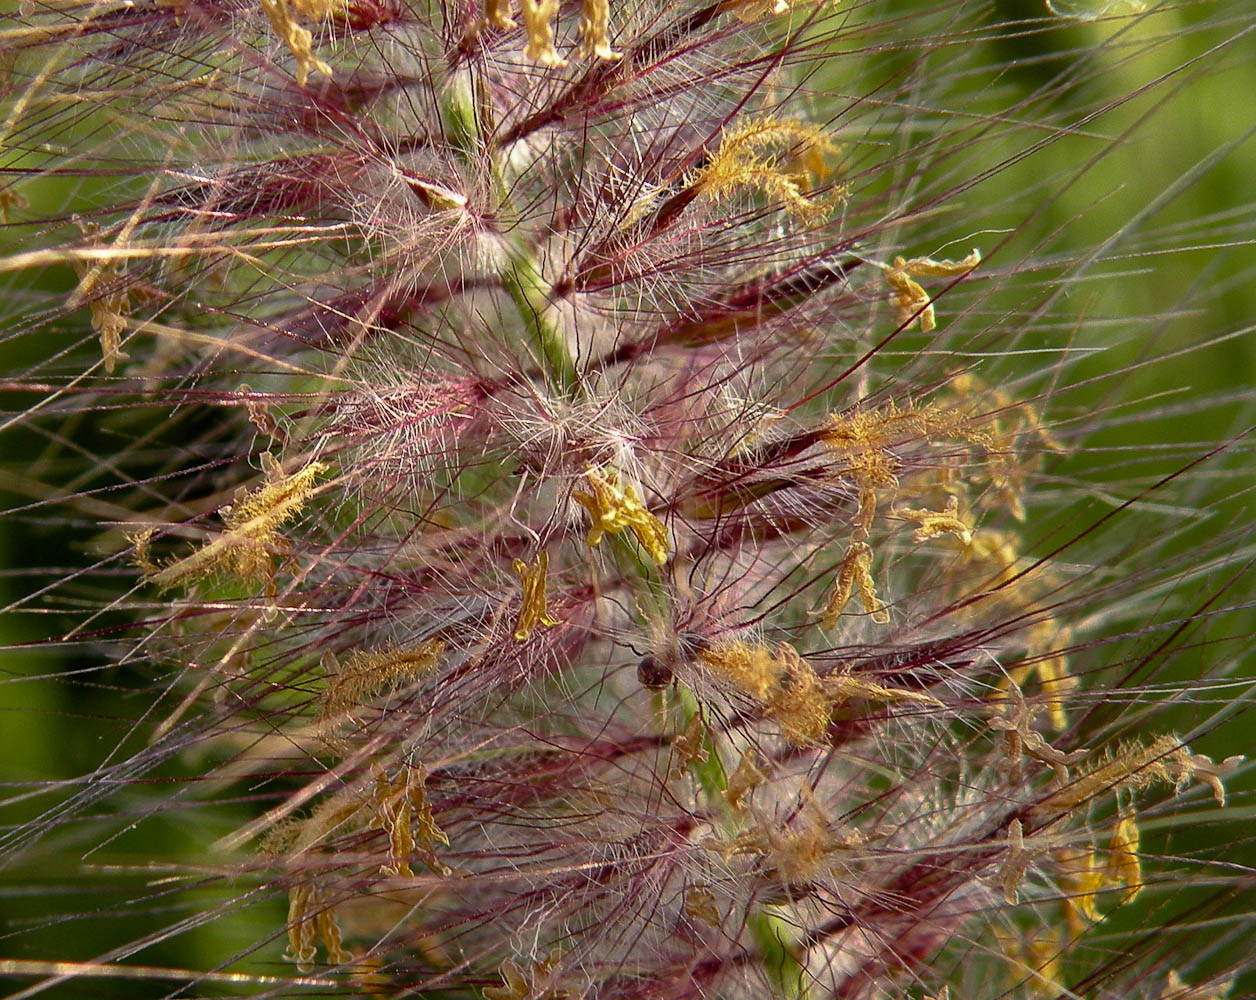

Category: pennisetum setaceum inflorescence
[1, 0, 1254, 997]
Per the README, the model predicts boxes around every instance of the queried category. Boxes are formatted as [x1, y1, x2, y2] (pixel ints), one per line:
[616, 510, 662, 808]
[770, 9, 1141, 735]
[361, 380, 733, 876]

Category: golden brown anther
[511, 551, 560, 641]
[883, 249, 981, 333]
[899, 495, 973, 545]
[572, 466, 671, 564]
[821, 541, 889, 627]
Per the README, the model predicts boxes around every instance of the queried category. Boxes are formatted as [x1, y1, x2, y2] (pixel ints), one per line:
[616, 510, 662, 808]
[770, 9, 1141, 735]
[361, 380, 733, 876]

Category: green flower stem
[442, 77, 579, 398]
[672, 685, 810, 1000]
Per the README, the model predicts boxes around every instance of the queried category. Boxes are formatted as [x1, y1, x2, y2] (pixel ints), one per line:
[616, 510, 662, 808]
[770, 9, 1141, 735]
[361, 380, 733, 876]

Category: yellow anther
[578, 0, 620, 59]
[286, 882, 351, 971]
[1104, 806, 1142, 905]
[484, 0, 515, 26]
[519, 0, 566, 66]
[1000, 817, 1042, 905]
[259, 0, 333, 86]
[1159, 970, 1236, 1000]
[724, 749, 767, 812]
[1057, 845, 1103, 928]
[684, 885, 722, 927]
[899, 495, 973, 545]
[722, 0, 790, 22]
[988, 685, 1087, 785]
[572, 466, 671, 565]
[883, 248, 980, 333]
[821, 541, 889, 628]
[511, 551, 560, 641]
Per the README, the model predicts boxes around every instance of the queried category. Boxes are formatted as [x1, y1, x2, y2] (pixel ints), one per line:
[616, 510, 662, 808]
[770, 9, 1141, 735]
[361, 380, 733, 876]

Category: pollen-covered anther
[697, 640, 780, 701]
[988, 686, 1086, 786]
[572, 466, 670, 565]
[370, 765, 451, 877]
[821, 540, 889, 628]
[683, 884, 722, 928]
[883, 248, 981, 333]
[259, 0, 334, 86]
[1056, 814, 1143, 937]
[1055, 844, 1103, 933]
[511, 551, 560, 641]
[483, 0, 516, 28]
[286, 882, 352, 972]
[668, 713, 709, 781]
[70, 225, 130, 373]
[1104, 806, 1143, 905]
[517, 0, 567, 66]
[1159, 970, 1237, 1000]
[577, 0, 620, 60]
[820, 406, 924, 535]
[899, 495, 973, 545]
[720, 0, 790, 22]
[484, 952, 572, 1000]
[724, 749, 767, 812]
[1015, 622, 1078, 730]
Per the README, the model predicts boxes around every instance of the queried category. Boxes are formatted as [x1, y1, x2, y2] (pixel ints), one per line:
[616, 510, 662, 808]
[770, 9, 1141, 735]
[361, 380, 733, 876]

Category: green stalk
[442, 75, 580, 398]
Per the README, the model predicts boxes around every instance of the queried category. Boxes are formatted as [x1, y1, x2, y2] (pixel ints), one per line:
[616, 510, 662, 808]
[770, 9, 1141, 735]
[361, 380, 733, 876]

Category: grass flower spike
[1, 0, 1254, 997]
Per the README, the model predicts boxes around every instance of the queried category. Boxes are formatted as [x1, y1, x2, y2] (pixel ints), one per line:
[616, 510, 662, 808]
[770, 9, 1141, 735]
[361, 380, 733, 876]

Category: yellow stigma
[146, 457, 328, 590]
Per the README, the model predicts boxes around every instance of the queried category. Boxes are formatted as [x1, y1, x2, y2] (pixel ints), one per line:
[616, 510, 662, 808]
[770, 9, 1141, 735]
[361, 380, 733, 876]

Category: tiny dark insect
[636, 655, 673, 690]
